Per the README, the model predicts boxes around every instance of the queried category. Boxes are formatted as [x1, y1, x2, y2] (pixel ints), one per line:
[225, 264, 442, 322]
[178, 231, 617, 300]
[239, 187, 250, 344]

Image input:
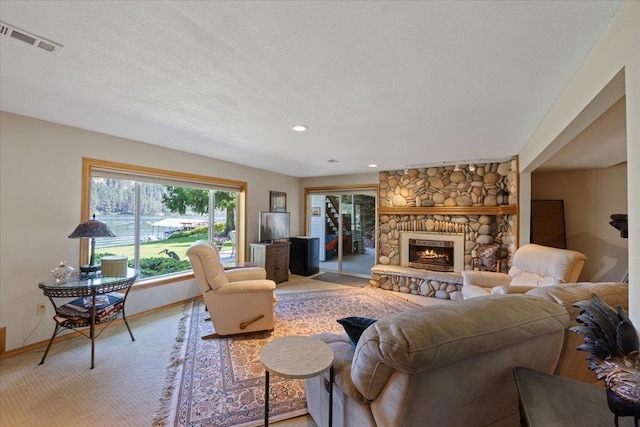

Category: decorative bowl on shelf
[51, 261, 74, 283]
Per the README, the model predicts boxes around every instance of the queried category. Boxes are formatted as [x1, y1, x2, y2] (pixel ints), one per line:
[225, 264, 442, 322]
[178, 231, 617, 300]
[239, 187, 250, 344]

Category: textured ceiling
[0, 1, 624, 177]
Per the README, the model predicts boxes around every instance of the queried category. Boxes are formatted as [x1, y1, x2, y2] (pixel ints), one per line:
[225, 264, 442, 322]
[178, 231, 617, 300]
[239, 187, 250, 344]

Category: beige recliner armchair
[461, 243, 586, 299]
[186, 239, 276, 338]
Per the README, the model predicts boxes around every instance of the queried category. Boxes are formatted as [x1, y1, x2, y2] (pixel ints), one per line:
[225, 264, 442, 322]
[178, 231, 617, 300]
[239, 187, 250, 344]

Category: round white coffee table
[260, 335, 334, 427]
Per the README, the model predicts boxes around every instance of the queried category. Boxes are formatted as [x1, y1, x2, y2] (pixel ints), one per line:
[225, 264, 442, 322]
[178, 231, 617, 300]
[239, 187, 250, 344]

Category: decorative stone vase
[51, 261, 74, 283]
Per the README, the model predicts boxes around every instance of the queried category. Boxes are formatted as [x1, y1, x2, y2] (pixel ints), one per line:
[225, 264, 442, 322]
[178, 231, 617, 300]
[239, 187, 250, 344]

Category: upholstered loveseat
[305, 294, 570, 427]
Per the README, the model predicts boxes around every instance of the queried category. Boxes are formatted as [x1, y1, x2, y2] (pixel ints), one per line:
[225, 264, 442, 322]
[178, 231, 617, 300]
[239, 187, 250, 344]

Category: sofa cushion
[350, 294, 569, 400]
[337, 317, 378, 347]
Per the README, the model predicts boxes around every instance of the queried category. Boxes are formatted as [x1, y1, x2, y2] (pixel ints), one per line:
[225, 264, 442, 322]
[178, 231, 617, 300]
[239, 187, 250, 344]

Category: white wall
[519, 1, 639, 325]
[0, 112, 301, 352]
[532, 164, 628, 282]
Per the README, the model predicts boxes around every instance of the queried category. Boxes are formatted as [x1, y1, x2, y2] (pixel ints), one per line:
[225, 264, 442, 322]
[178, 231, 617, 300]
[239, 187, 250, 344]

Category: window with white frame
[82, 158, 245, 281]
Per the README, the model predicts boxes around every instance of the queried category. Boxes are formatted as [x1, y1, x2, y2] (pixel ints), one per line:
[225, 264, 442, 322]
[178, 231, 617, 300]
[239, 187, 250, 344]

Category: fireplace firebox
[408, 239, 455, 272]
[400, 232, 465, 273]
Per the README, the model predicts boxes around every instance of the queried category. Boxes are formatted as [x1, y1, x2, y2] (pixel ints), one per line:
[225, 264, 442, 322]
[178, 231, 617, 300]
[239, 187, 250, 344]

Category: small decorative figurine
[51, 261, 74, 283]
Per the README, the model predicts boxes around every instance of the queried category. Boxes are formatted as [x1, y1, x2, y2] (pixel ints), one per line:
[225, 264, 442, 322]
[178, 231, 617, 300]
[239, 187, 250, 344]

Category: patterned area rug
[155, 287, 418, 427]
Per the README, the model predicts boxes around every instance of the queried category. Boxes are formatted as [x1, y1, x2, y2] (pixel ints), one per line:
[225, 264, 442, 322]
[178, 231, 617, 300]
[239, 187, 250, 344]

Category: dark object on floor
[570, 294, 639, 427]
[311, 272, 369, 287]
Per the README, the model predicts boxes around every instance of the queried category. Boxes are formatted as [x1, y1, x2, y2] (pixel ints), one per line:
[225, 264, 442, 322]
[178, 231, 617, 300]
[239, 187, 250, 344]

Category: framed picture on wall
[270, 191, 287, 212]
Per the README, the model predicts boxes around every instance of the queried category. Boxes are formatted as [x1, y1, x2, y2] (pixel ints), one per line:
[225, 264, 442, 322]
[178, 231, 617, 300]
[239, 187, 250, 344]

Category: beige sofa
[525, 281, 629, 384]
[305, 294, 569, 427]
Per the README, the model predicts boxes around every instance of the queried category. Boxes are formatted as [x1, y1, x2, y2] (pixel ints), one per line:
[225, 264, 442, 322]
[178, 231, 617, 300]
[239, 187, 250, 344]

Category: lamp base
[79, 264, 101, 276]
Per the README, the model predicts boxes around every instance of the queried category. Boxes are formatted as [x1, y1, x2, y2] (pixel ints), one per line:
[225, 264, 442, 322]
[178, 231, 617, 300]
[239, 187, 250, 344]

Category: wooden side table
[222, 261, 258, 270]
[513, 367, 635, 427]
[260, 336, 334, 427]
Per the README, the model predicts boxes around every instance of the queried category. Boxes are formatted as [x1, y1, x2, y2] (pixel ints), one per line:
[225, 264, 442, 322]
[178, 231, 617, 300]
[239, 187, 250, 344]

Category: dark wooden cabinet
[250, 242, 290, 284]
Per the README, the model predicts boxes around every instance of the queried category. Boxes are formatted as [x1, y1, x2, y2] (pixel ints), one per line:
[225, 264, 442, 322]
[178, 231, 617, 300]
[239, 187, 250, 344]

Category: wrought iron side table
[38, 268, 138, 369]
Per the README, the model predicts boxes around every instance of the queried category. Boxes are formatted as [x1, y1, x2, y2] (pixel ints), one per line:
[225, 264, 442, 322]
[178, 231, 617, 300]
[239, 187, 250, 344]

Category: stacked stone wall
[379, 160, 518, 208]
[374, 158, 519, 298]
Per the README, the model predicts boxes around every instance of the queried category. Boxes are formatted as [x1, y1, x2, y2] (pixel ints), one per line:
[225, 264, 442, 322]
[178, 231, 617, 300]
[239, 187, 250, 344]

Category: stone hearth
[370, 265, 464, 300]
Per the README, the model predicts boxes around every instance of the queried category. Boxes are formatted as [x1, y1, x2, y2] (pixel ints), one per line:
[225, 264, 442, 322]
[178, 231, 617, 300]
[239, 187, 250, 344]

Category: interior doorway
[307, 190, 376, 277]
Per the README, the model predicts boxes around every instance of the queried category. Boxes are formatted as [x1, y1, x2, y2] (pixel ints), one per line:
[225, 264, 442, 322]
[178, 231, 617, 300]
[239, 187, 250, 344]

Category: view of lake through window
[90, 177, 237, 279]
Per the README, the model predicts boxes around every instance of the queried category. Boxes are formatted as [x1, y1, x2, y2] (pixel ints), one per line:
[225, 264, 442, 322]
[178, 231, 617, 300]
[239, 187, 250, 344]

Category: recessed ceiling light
[290, 125, 308, 132]
[368, 164, 378, 168]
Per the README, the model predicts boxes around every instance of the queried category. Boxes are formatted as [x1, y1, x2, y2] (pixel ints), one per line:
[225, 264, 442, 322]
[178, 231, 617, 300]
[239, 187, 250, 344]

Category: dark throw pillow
[337, 316, 378, 347]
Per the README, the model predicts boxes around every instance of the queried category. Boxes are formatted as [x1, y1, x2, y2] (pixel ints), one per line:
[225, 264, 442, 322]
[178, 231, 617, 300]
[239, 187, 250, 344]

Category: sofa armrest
[491, 285, 535, 295]
[312, 333, 368, 402]
[225, 267, 267, 282]
[462, 270, 511, 288]
[215, 279, 276, 295]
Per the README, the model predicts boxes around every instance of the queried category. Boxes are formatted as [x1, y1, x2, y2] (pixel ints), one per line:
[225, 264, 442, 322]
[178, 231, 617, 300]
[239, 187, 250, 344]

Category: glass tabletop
[39, 268, 139, 290]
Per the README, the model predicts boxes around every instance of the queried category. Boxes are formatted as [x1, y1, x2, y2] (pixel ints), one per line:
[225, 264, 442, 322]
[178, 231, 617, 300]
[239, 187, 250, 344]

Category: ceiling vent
[0, 21, 63, 55]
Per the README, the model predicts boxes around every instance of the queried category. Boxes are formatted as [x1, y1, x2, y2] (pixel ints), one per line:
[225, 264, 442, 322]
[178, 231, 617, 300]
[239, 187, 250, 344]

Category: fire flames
[419, 249, 450, 264]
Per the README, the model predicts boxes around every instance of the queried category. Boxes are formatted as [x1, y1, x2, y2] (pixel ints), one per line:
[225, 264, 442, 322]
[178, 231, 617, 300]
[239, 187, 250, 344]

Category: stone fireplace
[400, 232, 464, 272]
[370, 159, 519, 300]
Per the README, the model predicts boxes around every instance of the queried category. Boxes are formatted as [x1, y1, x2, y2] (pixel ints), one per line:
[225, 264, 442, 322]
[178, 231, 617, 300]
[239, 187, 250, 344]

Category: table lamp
[68, 214, 115, 275]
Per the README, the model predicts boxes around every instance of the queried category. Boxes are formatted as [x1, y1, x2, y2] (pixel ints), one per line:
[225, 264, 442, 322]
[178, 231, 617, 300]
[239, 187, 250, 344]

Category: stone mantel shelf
[377, 205, 517, 216]
[371, 265, 463, 284]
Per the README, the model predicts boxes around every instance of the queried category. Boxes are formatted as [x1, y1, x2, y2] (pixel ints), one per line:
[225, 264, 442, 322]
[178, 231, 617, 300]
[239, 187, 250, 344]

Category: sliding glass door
[307, 190, 376, 276]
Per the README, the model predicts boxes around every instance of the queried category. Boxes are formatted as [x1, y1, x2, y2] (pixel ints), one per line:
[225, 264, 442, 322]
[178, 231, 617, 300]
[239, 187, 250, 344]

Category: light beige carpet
[0, 275, 450, 427]
[0, 303, 187, 426]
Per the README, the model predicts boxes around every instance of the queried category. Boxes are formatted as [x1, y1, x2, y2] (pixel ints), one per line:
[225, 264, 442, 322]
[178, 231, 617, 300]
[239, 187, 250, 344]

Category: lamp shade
[68, 214, 115, 239]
